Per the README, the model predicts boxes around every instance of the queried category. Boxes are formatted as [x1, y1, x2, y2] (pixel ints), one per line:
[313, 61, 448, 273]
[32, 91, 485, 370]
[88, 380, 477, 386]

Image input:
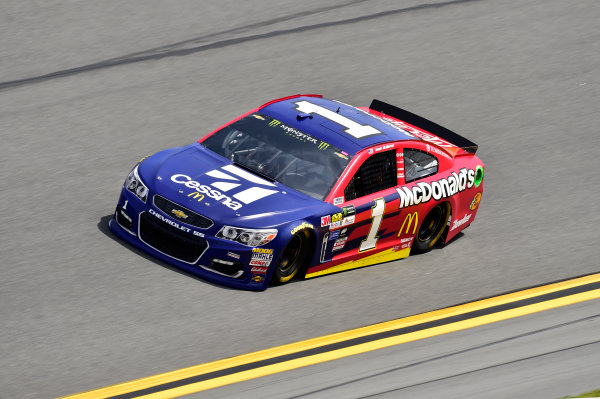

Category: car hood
[138, 144, 330, 227]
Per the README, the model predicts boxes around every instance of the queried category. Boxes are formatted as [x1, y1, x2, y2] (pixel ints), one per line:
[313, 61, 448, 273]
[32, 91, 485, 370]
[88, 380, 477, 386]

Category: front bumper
[109, 189, 274, 291]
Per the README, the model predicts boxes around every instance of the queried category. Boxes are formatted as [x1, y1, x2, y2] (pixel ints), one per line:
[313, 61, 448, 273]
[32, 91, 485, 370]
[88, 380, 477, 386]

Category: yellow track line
[61, 273, 600, 399]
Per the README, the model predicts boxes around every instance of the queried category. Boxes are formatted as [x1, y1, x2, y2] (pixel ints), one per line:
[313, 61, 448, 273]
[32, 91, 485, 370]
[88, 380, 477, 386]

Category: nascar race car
[109, 95, 484, 291]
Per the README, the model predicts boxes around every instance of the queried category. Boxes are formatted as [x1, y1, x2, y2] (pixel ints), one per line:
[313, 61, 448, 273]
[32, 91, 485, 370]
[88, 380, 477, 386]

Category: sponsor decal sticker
[396, 168, 475, 209]
[250, 266, 268, 274]
[333, 196, 344, 206]
[227, 251, 240, 260]
[342, 205, 356, 217]
[470, 192, 482, 210]
[250, 274, 264, 283]
[329, 230, 340, 240]
[291, 222, 313, 235]
[332, 237, 348, 251]
[341, 215, 355, 226]
[252, 248, 273, 254]
[249, 259, 270, 267]
[251, 248, 273, 265]
[451, 213, 472, 231]
[321, 215, 331, 227]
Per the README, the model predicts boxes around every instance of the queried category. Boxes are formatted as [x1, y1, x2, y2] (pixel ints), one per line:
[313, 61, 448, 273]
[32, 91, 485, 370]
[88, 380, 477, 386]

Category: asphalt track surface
[1, 0, 598, 398]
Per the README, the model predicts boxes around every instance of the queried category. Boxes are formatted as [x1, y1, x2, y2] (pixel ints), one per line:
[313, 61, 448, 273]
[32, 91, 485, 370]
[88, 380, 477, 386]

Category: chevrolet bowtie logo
[171, 209, 188, 219]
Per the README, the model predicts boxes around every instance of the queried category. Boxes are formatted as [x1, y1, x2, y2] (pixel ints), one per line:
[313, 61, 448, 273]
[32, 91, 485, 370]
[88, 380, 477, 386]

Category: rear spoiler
[369, 99, 478, 154]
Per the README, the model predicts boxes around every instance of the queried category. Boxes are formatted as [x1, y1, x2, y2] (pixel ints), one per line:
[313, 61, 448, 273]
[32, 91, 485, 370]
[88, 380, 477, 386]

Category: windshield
[202, 113, 352, 200]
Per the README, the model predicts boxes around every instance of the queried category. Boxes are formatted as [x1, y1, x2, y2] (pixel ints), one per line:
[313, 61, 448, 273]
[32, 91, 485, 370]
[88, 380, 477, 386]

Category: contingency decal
[450, 213, 472, 231]
[249, 248, 273, 267]
[470, 192, 482, 210]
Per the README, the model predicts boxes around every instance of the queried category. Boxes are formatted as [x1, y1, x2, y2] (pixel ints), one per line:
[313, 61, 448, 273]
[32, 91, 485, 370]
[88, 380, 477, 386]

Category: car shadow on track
[97, 214, 239, 291]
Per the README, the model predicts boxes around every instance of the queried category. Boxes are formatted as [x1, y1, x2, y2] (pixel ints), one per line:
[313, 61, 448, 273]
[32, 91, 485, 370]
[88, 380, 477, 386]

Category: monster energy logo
[318, 141, 330, 150]
[268, 119, 281, 127]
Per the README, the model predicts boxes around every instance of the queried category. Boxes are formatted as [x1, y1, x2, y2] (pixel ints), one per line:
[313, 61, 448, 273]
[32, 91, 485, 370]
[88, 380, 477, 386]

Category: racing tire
[272, 229, 311, 284]
[412, 202, 451, 253]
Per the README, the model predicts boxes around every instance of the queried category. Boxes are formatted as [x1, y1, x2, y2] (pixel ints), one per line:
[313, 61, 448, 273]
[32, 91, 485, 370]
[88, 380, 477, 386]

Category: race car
[109, 94, 484, 291]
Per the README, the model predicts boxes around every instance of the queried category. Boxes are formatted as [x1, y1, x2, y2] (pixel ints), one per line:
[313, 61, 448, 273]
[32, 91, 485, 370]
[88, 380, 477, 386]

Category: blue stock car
[109, 94, 484, 290]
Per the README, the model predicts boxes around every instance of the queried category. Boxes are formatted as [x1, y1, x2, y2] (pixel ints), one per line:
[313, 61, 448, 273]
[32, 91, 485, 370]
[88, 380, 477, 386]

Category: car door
[319, 145, 403, 264]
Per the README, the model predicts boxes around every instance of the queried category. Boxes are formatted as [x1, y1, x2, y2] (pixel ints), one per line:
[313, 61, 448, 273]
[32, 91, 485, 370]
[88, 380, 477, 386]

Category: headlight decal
[216, 226, 277, 247]
[125, 164, 149, 203]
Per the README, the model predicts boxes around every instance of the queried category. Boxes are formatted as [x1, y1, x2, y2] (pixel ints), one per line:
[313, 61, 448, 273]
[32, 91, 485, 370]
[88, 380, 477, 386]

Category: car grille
[153, 195, 213, 229]
[139, 212, 208, 264]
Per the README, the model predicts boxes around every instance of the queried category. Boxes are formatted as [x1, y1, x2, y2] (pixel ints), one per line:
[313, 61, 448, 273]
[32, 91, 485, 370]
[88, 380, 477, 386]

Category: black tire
[272, 229, 311, 284]
[412, 202, 451, 253]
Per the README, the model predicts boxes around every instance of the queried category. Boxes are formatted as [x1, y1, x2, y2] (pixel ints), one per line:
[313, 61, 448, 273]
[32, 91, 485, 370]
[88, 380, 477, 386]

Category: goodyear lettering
[396, 168, 475, 209]
[291, 222, 313, 235]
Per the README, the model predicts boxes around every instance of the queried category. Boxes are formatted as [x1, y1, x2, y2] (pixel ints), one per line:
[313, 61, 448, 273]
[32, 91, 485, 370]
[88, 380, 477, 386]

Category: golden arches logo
[398, 212, 418, 236]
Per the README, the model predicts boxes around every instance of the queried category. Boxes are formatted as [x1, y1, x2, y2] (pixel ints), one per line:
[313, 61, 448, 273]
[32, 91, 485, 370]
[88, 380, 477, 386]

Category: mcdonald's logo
[398, 212, 418, 236]
[268, 119, 281, 127]
[318, 141, 330, 150]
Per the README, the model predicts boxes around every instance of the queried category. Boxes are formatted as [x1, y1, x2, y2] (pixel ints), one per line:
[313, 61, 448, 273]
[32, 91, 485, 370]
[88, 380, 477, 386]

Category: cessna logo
[171, 165, 278, 211]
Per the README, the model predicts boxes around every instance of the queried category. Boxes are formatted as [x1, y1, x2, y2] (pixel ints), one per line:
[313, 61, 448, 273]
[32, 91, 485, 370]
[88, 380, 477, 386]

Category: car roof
[259, 95, 419, 155]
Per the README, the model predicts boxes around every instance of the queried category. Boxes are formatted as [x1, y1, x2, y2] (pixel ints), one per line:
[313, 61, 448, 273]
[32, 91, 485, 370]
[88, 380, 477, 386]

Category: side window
[404, 148, 438, 183]
[344, 150, 396, 201]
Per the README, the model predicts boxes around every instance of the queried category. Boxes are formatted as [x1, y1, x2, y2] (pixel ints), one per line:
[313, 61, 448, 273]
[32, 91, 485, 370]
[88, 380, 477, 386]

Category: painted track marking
[61, 272, 600, 399]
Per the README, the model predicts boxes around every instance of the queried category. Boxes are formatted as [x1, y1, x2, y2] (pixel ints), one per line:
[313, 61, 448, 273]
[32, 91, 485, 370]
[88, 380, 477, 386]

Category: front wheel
[272, 229, 311, 284]
[412, 202, 451, 253]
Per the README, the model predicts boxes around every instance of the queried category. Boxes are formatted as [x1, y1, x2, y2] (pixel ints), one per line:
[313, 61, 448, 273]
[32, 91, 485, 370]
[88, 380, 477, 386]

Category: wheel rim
[418, 205, 444, 242]
[278, 234, 303, 278]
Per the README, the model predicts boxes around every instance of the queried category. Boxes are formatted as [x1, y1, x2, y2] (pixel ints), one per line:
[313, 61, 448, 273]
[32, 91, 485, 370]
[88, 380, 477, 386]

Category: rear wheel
[412, 202, 451, 253]
[272, 229, 311, 284]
